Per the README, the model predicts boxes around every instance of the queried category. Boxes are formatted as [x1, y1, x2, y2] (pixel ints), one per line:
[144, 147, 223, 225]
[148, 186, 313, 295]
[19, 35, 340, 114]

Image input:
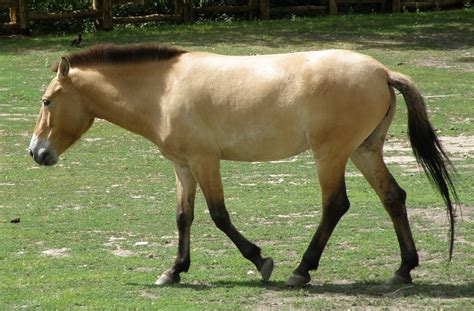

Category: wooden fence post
[175, 0, 183, 20]
[329, 0, 337, 15]
[175, 0, 181, 16]
[183, 0, 193, 22]
[18, 0, 30, 34]
[102, 0, 113, 30]
[175, 0, 192, 22]
[260, 0, 269, 19]
[94, 0, 113, 30]
[392, 0, 400, 12]
[93, 0, 103, 29]
[9, 5, 18, 23]
[248, 0, 259, 19]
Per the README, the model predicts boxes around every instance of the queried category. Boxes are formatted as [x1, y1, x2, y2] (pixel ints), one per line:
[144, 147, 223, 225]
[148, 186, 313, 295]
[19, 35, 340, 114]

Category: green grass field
[1, 9, 473, 309]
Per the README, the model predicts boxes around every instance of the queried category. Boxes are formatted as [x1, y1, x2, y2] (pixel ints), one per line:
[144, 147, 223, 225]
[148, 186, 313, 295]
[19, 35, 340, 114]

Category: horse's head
[28, 57, 94, 166]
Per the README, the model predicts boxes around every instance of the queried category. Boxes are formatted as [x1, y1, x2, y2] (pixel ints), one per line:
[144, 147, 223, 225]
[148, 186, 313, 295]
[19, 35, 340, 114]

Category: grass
[1, 9, 473, 309]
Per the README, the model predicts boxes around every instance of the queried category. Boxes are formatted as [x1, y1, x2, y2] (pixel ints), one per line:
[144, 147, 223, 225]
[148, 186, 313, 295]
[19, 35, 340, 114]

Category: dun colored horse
[29, 44, 457, 286]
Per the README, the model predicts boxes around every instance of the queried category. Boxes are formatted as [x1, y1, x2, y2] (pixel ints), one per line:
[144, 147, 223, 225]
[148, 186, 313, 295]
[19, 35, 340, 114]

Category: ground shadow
[127, 280, 474, 298]
[1, 10, 473, 55]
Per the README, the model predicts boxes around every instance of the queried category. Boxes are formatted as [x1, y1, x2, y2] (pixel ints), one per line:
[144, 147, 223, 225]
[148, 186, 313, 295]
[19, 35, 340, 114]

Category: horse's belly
[218, 130, 309, 162]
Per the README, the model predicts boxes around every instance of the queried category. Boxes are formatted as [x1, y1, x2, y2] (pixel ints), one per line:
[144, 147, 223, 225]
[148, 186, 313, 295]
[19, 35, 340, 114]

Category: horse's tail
[387, 71, 458, 260]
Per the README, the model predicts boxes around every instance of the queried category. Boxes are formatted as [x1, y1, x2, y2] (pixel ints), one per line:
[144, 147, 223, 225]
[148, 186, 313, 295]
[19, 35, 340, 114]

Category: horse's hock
[1, 0, 468, 35]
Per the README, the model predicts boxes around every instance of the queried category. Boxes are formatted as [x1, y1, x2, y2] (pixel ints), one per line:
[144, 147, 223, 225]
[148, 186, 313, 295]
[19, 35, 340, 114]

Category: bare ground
[384, 135, 474, 174]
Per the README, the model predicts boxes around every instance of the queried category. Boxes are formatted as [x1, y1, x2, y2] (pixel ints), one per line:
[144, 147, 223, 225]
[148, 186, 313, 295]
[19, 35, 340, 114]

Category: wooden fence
[0, 0, 467, 34]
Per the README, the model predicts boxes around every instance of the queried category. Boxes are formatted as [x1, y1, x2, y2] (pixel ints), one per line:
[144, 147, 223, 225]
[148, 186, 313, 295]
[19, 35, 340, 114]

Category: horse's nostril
[28, 149, 33, 157]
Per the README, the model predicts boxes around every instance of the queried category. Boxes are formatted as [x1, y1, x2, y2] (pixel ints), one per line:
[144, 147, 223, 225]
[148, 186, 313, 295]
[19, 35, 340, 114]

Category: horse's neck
[76, 68, 162, 144]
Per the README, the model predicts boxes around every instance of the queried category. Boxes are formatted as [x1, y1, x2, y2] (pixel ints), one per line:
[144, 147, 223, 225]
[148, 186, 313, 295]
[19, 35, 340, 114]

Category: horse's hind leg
[190, 157, 274, 282]
[155, 163, 197, 285]
[351, 146, 419, 284]
[287, 155, 350, 286]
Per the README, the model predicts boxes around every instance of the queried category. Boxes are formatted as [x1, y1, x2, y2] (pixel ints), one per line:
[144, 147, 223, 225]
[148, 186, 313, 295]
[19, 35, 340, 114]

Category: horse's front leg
[155, 163, 197, 285]
[190, 157, 274, 282]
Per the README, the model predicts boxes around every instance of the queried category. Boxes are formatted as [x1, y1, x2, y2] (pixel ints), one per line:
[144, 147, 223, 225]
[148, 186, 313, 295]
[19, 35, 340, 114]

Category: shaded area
[129, 280, 474, 299]
[0, 10, 473, 55]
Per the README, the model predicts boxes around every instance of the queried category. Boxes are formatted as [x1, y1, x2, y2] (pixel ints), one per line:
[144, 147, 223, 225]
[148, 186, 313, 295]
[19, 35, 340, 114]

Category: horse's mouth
[28, 135, 59, 166]
[29, 148, 58, 166]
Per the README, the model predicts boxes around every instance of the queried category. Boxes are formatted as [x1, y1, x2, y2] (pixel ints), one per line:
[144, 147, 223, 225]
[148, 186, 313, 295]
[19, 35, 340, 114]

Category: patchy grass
[1, 9, 473, 309]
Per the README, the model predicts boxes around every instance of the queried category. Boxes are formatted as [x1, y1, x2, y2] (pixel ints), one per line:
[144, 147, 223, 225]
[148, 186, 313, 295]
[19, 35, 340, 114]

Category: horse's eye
[42, 99, 51, 106]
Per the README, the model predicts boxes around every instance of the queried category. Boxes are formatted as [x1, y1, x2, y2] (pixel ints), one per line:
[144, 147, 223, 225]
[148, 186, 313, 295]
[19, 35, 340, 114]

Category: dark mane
[51, 43, 188, 71]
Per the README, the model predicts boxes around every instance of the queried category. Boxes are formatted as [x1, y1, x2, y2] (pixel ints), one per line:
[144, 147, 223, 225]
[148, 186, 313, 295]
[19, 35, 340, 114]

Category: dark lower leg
[391, 216, 419, 280]
[293, 217, 340, 278]
[383, 180, 419, 281]
[293, 185, 350, 279]
[166, 208, 194, 280]
[209, 205, 266, 270]
[351, 145, 418, 283]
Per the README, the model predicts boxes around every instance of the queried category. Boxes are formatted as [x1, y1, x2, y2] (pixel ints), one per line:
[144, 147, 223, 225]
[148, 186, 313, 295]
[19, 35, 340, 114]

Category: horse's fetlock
[243, 244, 261, 263]
[404, 253, 419, 269]
[299, 255, 319, 272]
[175, 257, 191, 273]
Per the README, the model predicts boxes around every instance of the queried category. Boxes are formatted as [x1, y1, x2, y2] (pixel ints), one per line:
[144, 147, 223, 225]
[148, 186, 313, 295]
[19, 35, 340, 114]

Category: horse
[28, 44, 457, 286]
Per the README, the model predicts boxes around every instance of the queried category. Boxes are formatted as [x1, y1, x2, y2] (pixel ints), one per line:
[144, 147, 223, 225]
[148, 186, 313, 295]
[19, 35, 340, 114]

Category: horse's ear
[57, 57, 70, 79]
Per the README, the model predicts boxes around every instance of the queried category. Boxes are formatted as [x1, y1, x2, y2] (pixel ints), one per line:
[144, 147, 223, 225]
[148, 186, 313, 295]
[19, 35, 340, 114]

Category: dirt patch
[385, 135, 474, 157]
[111, 249, 138, 257]
[139, 290, 160, 300]
[439, 135, 474, 158]
[410, 205, 472, 227]
[103, 236, 127, 248]
[414, 56, 452, 69]
[410, 207, 451, 228]
[385, 155, 417, 164]
[41, 248, 70, 258]
[382, 135, 474, 175]
[414, 52, 474, 72]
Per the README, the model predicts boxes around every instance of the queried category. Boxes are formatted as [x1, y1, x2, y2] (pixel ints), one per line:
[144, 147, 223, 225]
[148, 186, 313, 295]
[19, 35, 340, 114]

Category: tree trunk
[260, 0, 269, 19]
[18, 0, 29, 35]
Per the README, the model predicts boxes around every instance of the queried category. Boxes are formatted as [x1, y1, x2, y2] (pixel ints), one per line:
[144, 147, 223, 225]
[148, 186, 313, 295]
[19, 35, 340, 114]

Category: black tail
[388, 71, 459, 260]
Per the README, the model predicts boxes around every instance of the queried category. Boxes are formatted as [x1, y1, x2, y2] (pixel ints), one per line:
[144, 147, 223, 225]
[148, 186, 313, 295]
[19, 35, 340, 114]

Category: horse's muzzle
[28, 147, 58, 166]
[28, 135, 58, 166]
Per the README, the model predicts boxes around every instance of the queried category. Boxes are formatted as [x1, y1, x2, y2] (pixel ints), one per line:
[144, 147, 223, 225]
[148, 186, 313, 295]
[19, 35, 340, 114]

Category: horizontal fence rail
[0, 0, 468, 34]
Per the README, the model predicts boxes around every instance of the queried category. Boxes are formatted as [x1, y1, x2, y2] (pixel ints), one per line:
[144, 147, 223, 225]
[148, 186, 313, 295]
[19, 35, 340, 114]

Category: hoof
[388, 272, 412, 285]
[259, 257, 274, 282]
[154, 271, 180, 286]
[286, 273, 311, 287]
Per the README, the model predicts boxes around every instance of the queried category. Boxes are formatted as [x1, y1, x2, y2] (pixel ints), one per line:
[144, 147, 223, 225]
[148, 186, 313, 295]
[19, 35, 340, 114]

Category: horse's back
[162, 50, 392, 162]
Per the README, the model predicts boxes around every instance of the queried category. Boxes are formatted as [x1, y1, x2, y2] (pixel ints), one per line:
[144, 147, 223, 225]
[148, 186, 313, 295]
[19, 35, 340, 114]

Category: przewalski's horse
[29, 44, 457, 286]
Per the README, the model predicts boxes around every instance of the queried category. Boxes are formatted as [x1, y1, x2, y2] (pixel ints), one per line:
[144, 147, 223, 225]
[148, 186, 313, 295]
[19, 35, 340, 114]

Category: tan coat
[29, 45, 456, 286]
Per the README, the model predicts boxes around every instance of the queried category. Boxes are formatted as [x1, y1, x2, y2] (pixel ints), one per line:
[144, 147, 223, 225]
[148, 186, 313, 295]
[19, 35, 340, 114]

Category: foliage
[25, 0, 91, 34]
[0, 14, 6, 24]
[1, 0, 467, 34]
[0, 9, 473, 309]
[113, 1, 173, 17]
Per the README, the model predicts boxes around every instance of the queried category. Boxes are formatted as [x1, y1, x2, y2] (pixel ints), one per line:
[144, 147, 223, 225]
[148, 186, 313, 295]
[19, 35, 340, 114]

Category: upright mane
[52, 43, 188, 71]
